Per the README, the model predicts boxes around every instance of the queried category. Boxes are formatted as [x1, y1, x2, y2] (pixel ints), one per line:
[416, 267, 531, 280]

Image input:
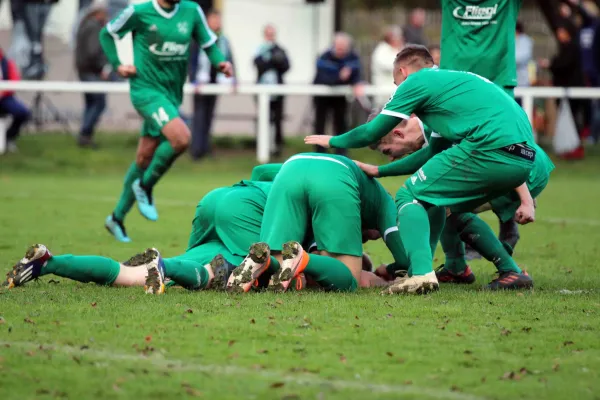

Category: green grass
[1, 134, 600, 400]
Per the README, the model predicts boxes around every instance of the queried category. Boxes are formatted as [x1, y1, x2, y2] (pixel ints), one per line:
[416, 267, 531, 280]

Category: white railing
[0, 81, 598, 162]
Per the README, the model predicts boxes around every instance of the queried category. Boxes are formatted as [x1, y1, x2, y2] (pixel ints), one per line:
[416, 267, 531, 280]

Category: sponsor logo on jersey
[452, 4, 499, 25]
[417, 168, 427, 182]
[177, 22, 189, 34]
[149, 41, 189, 57]
[411, 175, 418, 185]
[149, 24, 158, 31]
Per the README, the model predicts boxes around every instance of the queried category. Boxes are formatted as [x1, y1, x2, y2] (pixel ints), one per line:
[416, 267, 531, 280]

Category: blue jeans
[0, 95, 31, 141]
[79, 74, 107, 138]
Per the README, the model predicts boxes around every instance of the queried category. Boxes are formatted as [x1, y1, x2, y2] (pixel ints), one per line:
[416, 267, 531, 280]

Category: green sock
[113, 162, 144, 221]
[42, 255, 120, 285]
[163, 257, 210, 290]
[450, 213, 522, 274]
[141, 141, 179, 189]
[397, 198, 433, 276]
[256, 256, 280, 289]
[305, 254, 357, 292]
[428, 206, 446, 257]
[440, 223, 468, 274]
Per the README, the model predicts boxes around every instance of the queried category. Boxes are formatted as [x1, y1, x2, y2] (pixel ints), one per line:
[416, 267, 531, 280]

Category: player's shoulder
[131, 1, 153, 13]
[179, 0, 203, 13]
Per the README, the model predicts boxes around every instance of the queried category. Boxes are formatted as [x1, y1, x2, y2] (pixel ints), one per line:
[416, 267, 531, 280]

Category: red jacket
[0, 49, 21, 98]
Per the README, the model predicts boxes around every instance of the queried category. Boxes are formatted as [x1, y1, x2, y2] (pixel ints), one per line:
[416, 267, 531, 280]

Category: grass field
[1, 134, 599, 400]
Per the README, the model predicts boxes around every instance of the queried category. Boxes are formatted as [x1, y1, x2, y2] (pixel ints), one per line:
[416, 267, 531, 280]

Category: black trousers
[270, 98, 284, 151]
[313, 95, 347, 156]
[191, 94, 217, 159]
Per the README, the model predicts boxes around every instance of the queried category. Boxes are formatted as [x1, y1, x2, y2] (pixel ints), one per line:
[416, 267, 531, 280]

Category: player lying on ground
[226, 152, 442, 294]
[305, 45, 541, 295]
[354, 114, 554, 289]
[99, 0, 233, 243]
[4, 168, 381, 293]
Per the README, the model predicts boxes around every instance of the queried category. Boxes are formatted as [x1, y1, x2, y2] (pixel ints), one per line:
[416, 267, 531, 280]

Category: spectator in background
[515, 21, 533, 104]
[254, 24, 290, 157]
[429, 44, 441, 66]
[371, 26, 404, 107]
[75, 0, 111, 149]
[0, 47, 30, 153]
[189, 10, 236, 160]
[313, 32, 363, 155]
[403, 8, 427, 46]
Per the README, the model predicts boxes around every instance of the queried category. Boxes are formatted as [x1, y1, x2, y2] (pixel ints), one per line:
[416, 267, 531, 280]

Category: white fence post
[257, 92, 270, 164]
[522, 93, 535, 131]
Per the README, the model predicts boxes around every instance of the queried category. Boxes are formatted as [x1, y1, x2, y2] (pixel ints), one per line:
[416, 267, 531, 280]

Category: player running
[355, 114, 554, 289]
[226, 152, 441, 294]
[440, 0, 524, 252]
[305, 45, 539, 294]
[99, 0, 232, 243]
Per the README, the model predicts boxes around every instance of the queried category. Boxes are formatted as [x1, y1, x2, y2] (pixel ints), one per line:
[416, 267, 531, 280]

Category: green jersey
[104, 0, 218, 105]
[441, 0, 521, 87]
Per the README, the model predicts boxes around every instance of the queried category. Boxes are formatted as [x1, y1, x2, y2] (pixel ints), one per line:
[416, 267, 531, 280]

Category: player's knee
[170, 132, 190, 152]
[135, 152, 152, 169]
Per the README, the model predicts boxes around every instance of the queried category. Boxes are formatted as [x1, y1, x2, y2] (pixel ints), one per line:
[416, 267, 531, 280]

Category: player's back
[411, 68, 532, 150]
[440, 0, 521, 86]
[128, 1, 203, 103]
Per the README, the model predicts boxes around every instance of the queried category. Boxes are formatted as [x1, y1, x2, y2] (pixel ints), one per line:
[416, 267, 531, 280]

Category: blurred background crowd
[0, 0, 598, 159]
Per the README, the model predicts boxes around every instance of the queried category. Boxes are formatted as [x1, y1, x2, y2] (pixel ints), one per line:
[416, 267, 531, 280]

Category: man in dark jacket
[75, 0, 111, 148]
[313, 33, 363, 155]
[254, 24, 290, 157]
[0, 47, 30, 153]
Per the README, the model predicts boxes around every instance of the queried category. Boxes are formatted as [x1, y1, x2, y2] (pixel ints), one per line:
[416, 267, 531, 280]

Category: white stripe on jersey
[107, 5, 134, 39]
[195, 5, 218, 49]
[284, 155, 349, 169]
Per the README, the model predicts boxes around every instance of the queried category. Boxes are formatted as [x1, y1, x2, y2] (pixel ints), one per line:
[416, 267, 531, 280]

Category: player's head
[333, 32, 353, 58]
[366, 110, 424, 159]
[264, 24, 276, 42]
[383, 26, 403, 48]
[207, 10, 222, 33]
[393, 44, 434, 85]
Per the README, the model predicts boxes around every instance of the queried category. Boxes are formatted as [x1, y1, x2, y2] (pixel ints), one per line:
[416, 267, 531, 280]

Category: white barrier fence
[0, 81, 598, 162]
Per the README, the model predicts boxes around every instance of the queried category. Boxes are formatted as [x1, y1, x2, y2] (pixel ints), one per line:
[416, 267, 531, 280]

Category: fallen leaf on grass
[456, 332, 464, 337]
[257, 349, 269, 354]
[500, 371, 521, 381]
[26, 351, 35, 357]
[24, 318, 35, 324]
[519, 367, 530, 375]
[355, 316, 359, 320]
[553, 363, 560, 372]
[386, 352, 393, 357]
[481, 377, 486, 383]
[252, 364, 265, 370]
[354, 324, 360, 328]
[36, 389, 51, 395]
[48, 279, 60, 284]
[500, 329, 511, 336]
[0, 317, 5, 324]
[186, 309, 193, 314]
[464, 350, 473, 355]
[227, 353, 239, 360]
[112, 384, 121, 392]
[91, 302, 97, 307]
[403, 380, 413, 385]
[250, 319, 255, 324]
[185, 388, 203, 397]
[72, 356, 81, 365]
[516, 292, 524, 297]
[539, 377, 548, 383]
[563, 341, 574, 346]
[521, 327, 531, 333]
[270, 382, 285, 389]
[228, 340, 236, 347]
[276, 299, 284, 305]
[80, 345, 89, 350]
[339, 354, 347, 363]
[451, 385, 461, 392]
[145, 336, 152, 342]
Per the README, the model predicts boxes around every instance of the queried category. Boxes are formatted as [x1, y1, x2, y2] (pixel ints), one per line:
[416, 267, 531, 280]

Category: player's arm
[193, 6, 228, 71]
[514, 183, 535, 224]
[250, 164, 283, 182]
[99, 5, 138, 70]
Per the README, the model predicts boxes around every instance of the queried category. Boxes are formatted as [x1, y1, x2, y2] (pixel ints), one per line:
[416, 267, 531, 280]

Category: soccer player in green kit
[440, 0, 524, 253]
[306, 45, 538, 294]
[356, 115, 554, 288]
[99, 0, 232, 243]
[226, 153, 442, 294]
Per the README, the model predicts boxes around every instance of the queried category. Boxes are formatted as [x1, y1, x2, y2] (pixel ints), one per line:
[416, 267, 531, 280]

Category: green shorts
[260, 155, 363, 256]
[187, 187, 236, 251]
[215, 185, 267, 256]
[398, 143, 533, 213]
[176, 241, 244, 267]
[132, 90, 180, 138]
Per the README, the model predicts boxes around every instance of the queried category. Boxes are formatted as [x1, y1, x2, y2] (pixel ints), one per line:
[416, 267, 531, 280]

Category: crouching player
[226, 153, 444, 293]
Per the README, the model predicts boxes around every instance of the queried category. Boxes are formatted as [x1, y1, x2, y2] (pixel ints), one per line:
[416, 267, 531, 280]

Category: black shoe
[435, 264, 476, 284]
[486, 271, 533, 290]
[208, 254, 237, 291]
[78, 136, 99, 149]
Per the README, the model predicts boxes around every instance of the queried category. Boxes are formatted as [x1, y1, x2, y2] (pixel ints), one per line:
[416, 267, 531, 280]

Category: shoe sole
[143, 249, 165, 295]
[383, 281, 440, 295]
[227, 243, 270, 293]
[269, 242, 309, 292]
[6, 244, 47, 289]
[123, 249, 157, 267]
[209, 254, 230, 291]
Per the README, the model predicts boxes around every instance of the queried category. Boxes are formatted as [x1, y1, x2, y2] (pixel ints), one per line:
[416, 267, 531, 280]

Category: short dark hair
[207, 9, 220, 17]
[394, 44, 434, 69]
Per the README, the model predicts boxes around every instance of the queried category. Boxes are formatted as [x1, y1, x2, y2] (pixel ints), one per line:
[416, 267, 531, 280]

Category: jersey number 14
[152, 107, 170, 128]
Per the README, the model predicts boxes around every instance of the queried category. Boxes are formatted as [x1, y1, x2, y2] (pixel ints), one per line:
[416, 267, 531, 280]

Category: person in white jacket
[371, 26, 404, 107]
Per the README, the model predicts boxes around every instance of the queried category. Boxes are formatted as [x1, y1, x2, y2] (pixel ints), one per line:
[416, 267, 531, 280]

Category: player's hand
[515, 202, 535, 225]
[340, 66, 352, 81]
[353, 83, 366, 98]
[304, 135, 332, 148]
[353, 160, 379, 177]
[117, 65, 137, 78]
[218, 61, 233, 77]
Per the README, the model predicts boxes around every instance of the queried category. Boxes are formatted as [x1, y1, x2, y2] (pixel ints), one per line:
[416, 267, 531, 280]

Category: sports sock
[440, 223, 468, 274]
[397, 199, 433, 276]
[163, 257, 210, 290]
[449, 213, 522, 274]
[428, 206, 446, 257]
[141, 141, 179, 190]
[42, 255, 120, 285]
[304, 254, 357, 292]
[113, 162, 144, 221]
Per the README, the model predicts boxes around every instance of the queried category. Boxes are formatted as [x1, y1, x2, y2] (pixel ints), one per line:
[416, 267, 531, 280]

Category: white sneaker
[381, 271, 439, 295]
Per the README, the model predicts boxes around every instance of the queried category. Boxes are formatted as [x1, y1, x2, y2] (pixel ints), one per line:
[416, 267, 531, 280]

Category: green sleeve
[101, 5, 138, 68]
[378, 145, 434, 177]
[204, 43, 226, 66]
[329, 113, 400, 149]
[193, 5, 218, 49]
[250, 164, 283, 182]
